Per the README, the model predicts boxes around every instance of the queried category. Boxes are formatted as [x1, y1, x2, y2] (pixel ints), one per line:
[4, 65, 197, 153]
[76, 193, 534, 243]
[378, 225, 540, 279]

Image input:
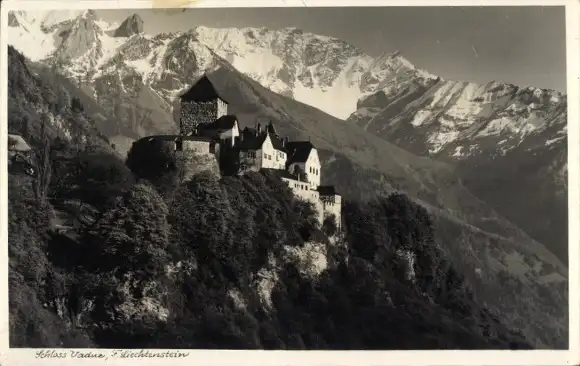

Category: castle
[135, 74, 341, 230]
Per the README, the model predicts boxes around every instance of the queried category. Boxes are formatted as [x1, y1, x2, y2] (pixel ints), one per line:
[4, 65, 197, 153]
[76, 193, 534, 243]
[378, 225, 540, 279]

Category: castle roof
[269, 134, 286, 151]
[236, 130, 267, 150]
[286, 141, 315, 164]
[237, 128, 286, 152]
[140, 135, 214, 143]
[317, 185, 339, 196]
[199, 115, 238, 131]
[178, 74, 228, 103]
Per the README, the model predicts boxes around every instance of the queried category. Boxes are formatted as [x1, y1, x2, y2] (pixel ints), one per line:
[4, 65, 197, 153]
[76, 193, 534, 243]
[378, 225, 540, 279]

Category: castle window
[175, 139, 183, 151]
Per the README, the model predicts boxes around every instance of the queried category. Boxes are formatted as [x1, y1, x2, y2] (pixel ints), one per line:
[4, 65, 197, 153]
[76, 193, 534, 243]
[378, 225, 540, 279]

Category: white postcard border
[0, 1, 577, 365]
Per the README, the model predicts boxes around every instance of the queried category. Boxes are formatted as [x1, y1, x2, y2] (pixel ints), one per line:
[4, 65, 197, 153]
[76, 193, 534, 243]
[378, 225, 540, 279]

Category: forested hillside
[9, 148, 531, 348]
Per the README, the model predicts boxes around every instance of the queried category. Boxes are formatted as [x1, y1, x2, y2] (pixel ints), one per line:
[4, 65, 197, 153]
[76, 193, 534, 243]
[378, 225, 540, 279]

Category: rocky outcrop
[113, 14, 144, 38]
[8, 12, 21, 27]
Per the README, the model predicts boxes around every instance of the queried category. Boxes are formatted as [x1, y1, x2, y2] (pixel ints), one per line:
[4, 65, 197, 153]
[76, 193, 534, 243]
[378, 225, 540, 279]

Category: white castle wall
[260, 135, 287, 170]
[219, 122, 239, 147]
[282, 177, 324, 224]
[217, 98, 228, 119]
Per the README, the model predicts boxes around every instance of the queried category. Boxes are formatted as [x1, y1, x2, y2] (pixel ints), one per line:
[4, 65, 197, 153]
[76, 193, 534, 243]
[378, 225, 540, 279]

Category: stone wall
[177, 139, 221, 180]
[282, 177, 324, 224]
[239, 150, 262, 174]
[322, 194, 342, 230]
[180, 99, 219, 135]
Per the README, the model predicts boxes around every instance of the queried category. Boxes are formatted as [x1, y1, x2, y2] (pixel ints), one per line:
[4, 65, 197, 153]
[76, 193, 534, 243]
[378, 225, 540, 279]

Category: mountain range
[7, 10, 569, 348]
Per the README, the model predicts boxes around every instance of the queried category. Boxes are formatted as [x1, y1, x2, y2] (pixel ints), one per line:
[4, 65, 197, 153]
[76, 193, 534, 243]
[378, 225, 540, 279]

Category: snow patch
[427, 130, 460, 154]
[411, 110, 433, 127]
[7, 12, 56, 61]
[546, 136, 565, 146]
[95, 32, 126, 69]
[452, 146, 464, 157]
[294, 69, 363, 120]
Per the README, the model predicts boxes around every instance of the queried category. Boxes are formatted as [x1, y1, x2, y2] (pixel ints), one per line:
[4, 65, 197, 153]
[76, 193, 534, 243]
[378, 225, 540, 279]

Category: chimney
[256, 123, 261, 135]
[283, 136, 289, 147]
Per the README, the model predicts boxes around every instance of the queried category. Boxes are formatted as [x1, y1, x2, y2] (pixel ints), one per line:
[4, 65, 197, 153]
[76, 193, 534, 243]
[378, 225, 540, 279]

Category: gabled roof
[236, 130, 267, 151]
[179, 73, 228, 103]
[236, 128, 286, 152]
[269, 134, 286, 152]
[199, 115, 238, 131]
[8, 134, 32, 152]
[317, 185, 339, 196]
[286, 141, 315, 164]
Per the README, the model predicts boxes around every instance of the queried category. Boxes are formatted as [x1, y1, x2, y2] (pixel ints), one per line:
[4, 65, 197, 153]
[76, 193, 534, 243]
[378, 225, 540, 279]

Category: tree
[73, 151, 135, 210]
[126, 138, 182, 197]
[322, 214, 338, 237]
[33, 115, 52, 204]
[86, 182, 170, 276]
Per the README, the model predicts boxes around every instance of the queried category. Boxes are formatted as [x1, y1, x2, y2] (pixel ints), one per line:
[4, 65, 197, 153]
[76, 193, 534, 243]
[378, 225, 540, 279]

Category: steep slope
[6, 11, 569, 348]
[7, 45, 111, 151]
[347, 76, 568, 264]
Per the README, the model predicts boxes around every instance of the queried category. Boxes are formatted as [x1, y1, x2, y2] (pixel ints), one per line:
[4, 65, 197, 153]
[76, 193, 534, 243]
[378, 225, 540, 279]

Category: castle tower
[178, 73, 229, 136]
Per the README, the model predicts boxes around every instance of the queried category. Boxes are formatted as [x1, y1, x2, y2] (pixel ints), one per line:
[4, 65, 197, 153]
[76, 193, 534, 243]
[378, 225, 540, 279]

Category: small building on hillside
[8, 133, 34, 176]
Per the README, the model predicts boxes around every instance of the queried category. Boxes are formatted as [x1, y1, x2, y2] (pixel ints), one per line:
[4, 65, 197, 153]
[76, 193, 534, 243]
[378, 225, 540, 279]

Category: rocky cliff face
[113, 13, 144, 38]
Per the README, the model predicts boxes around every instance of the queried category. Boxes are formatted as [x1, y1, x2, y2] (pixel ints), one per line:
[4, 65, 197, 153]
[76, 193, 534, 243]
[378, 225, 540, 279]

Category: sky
[98, 6, 566, 92]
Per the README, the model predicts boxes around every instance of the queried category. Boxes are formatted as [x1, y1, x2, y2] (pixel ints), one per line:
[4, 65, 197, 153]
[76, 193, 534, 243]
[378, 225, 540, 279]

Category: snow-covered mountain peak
[34, 10, 89, 28]
[7, 9, 564, 128]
